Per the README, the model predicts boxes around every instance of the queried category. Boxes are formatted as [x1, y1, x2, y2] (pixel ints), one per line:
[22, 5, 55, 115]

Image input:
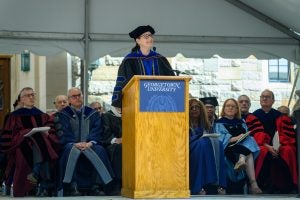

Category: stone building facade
[89, 54, 297, 113]
[3, 52, 297, 115]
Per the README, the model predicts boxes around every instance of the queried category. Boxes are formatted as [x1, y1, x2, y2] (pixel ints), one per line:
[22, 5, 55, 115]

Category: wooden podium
[121, 75, 191, 198]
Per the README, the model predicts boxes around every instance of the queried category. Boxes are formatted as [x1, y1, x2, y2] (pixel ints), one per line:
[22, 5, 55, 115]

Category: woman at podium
[111, 25, 175, 108]
[189, 99, 227, 195]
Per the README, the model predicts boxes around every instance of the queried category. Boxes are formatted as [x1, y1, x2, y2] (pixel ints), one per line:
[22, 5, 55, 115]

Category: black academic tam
[199, 97, 219, 107]
[129, 25, 155, 39]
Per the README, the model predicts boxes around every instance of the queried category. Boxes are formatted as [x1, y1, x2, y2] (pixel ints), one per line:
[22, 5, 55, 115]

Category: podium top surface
[123, 75, 192, 93]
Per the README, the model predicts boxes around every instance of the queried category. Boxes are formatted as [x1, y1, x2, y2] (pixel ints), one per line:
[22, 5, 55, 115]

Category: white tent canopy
[1, 0, 300, 99]
[1, 0, 299, 63]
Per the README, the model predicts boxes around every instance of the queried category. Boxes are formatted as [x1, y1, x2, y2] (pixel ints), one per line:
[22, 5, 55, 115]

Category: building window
[268, 58, 290, 82]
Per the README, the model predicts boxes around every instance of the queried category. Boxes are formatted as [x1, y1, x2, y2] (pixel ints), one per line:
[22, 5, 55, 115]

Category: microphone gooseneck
[172, 69, 190, 76]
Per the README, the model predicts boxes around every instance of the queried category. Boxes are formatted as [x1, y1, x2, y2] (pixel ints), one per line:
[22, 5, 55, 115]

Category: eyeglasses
[190, 105, 200, 111]
[22, 93, 36, 98]
[69, 94, 82, 99]
[260, 95, 272, 99]
[140, 33, 153, 39]
[225, 104, 237, 109]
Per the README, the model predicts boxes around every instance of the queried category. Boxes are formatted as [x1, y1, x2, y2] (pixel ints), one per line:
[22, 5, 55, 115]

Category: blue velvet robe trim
[214, 117, 260, 159]
[57, 106, 100, 145]
[56, 106, 114, 188]
[125, 50, 159, 75]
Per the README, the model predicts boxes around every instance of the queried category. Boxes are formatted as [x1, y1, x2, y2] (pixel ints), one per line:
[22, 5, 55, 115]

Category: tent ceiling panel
[0, 0, 84, 33]
[0, 0, 299, 64]
[90, 0, 289, 38]
[241, 0, 300, 35]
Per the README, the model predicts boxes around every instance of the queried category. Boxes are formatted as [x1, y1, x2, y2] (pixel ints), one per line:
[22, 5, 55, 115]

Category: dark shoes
[198, 188, 206, 195]
[36, 188, 49, 197]
[1, 185, 11, 196]
[104, 180, 121, 196]
[88, 185, 105, 196]
[217, 187, 226, 195]
[27, 172, 38, 184]
[69, 182, 81, 196]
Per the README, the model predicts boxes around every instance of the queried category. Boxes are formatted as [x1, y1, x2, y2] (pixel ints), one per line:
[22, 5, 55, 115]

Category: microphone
[172, 69, 189, 76]
[153, 46, 156, 52]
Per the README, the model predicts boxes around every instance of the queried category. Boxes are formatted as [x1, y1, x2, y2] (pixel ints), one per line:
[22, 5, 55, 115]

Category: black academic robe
[100, 110, 122, 180]
[111, 50, 175, 108]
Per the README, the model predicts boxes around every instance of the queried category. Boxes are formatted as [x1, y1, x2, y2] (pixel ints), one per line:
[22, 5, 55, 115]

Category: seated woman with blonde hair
[214, 98, 262, 194]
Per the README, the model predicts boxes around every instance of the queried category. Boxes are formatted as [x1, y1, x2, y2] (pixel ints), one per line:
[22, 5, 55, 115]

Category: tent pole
[288, 65, 300, 107]
[294, 110, 300, 197]
[83, 0, 90, 105]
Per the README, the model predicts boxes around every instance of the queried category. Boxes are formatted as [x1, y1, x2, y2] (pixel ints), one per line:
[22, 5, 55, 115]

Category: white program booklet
[24, 126, 50, 137]
[273, 131, 280, 151]
[228, 131, 251, 147]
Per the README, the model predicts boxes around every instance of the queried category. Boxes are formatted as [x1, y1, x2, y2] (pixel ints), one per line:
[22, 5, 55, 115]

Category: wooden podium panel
[122, 76, 191, 198]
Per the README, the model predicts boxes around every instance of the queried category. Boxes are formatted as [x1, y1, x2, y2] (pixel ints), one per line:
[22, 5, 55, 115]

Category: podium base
[121, 188, 190, 199]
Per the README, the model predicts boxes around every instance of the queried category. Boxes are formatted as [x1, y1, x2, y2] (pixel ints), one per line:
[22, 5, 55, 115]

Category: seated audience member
[199, 97, 219, 128]
[253, 89, 297, 193]
[238, 94, 267, 144]
[277, 105, 290, 116]
[89, 101, 104, 115]
[47, 95, 68, 115]
[189, 99, 226, 195]
[215, 98, 261, 194]
[55, 87, 114, 196]
[0, 95, 22, 194]
[0, 87, 60, 197]
[277, 105, 297, 191]
[100, 106, 122, 195]
[54, 95, 69, 112]
[238, 94, 273, 193]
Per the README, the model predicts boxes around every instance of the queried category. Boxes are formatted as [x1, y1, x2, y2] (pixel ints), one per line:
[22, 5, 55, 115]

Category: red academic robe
[276, 115, 298, 186]
[0, 107, 59, 197]
[244, 113, 271, 178]
[245, 113, 298, 190]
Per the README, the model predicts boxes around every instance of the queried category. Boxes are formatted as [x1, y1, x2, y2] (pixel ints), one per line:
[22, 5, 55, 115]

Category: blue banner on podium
[140, 80, 185, 112]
